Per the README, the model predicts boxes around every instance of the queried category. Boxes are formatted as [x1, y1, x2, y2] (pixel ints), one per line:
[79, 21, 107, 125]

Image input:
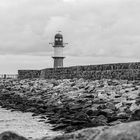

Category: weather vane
[58, 31, 62, 33]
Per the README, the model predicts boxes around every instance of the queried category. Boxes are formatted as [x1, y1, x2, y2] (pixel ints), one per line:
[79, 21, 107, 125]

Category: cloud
[0, 0, 140, 68]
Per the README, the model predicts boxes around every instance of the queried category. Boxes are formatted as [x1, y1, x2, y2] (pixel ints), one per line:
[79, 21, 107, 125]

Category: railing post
[4, 74, 6, 79]
[0, 74, 18, 79]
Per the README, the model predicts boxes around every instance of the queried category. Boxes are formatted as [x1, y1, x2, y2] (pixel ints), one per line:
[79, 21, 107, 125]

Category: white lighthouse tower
[51, 32, 66, 68]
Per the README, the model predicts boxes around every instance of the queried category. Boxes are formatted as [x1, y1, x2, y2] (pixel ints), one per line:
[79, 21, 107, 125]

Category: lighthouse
[51, 33, 66, 68]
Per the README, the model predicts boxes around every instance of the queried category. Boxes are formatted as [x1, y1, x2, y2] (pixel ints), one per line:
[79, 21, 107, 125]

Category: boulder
[129, 103, 139, 112]
[0, 131, 28, 140]
[50, 121, 140, 140]
[86, 107, 99, 117]
[130, 109, 140, 121]
[115, 102, 122, 109]
[91, 115, 108, 126]
[105, 102, 116, 110]
[116, 112, 129, 120]
[97, 121, 140, 140]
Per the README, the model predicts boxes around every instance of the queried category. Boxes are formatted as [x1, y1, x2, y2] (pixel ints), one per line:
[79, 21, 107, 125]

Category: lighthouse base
[52, 57, 65, 68]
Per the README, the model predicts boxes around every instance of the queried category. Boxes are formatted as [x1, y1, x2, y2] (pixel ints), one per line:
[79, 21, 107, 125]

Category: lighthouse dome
[55, 33, 63, 38]
[54, 33, 63, 46]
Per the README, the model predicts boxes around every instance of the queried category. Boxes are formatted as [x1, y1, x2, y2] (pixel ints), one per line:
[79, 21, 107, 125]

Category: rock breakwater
[0, 78, 140, 133]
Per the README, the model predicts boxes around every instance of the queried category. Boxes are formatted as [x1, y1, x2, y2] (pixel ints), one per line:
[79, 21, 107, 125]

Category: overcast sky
[0, 0, 140, 74]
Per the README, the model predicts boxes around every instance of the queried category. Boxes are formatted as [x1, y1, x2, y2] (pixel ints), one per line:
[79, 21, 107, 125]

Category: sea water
[0, 107, 62, 139]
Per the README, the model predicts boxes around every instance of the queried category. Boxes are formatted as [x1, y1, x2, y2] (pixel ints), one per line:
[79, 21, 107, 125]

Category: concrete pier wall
[18, 62, 140, 80]
[18, 70, 41, 79]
